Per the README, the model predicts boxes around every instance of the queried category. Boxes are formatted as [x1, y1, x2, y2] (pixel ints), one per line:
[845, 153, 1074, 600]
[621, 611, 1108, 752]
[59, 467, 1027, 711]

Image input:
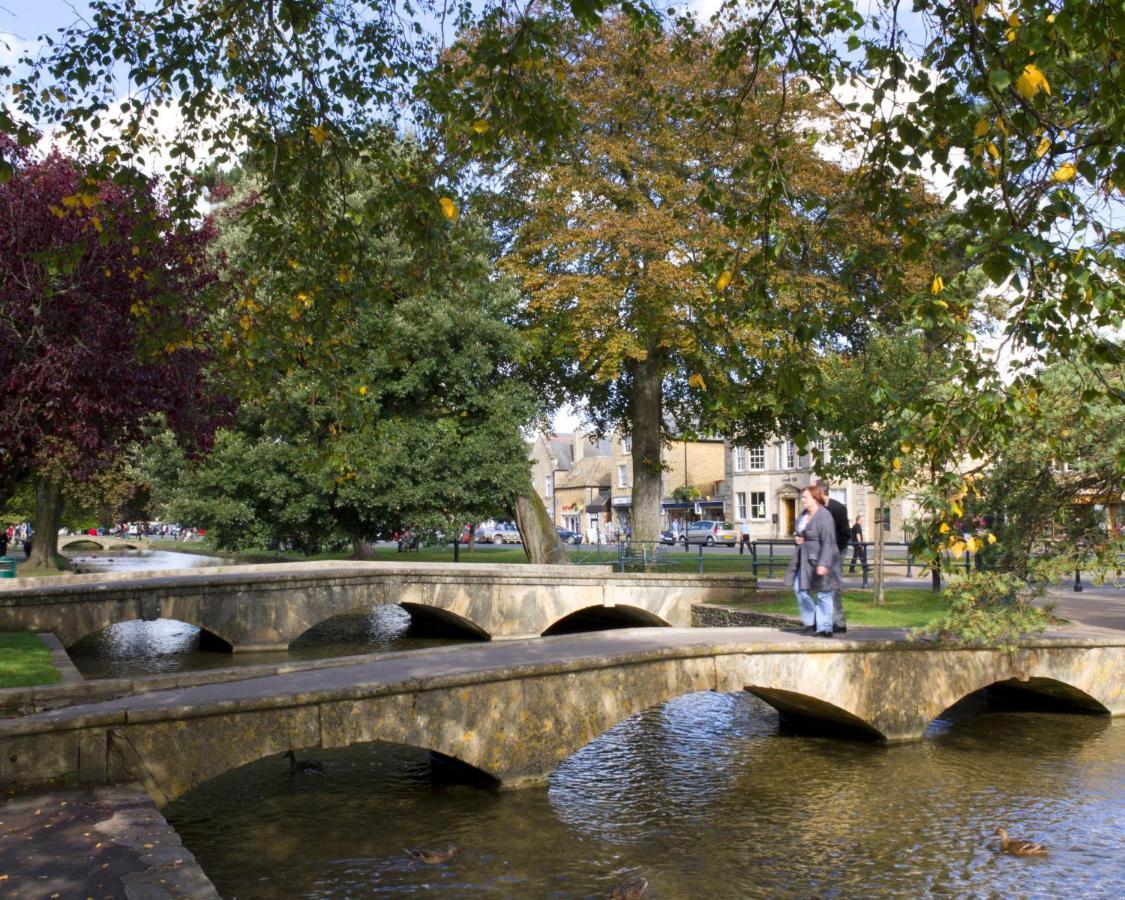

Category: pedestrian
[849, 516, 865, 574]
[22, 536, 31, 559]
[812, 478, 851, 633]
[783, 485, 840, 638]
[739, 520, 751, 554]
[0, 530, 7, 557]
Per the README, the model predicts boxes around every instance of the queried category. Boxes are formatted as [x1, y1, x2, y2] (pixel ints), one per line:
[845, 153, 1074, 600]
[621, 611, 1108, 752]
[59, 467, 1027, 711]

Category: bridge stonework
[0, 631, 1120, 806]
[0, 562, 757, 649]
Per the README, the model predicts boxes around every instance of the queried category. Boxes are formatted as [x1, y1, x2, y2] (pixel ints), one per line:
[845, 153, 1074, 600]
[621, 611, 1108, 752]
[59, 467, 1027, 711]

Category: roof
[555, 456, 612, 490]
[547, 438, 575, 471]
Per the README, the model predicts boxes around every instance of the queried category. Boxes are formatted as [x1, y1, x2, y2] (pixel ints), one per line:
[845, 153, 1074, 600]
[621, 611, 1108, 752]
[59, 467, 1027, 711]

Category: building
[607, 430, 726, 534]
[723, 438, 916, 543]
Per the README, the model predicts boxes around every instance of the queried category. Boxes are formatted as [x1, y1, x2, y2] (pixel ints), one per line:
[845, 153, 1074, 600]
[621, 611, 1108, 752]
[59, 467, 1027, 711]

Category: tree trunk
[352, 538, 376, 560]
[931, 556, 942, 593]
[29, 476, 63, 570]
[630, 353, 664, 543]
[514, 490, 569, 564]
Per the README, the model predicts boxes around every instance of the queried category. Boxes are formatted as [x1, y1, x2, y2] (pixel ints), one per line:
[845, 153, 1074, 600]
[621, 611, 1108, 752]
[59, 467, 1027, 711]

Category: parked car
[659, 530, 678, 545]
[556, 527, 583, 545]
[477, 522, 523, 544]
[682, 520, 737, 547]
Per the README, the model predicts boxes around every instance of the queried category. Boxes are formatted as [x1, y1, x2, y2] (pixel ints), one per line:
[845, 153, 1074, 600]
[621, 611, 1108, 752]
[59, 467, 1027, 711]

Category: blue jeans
[794, 572, 834, 633]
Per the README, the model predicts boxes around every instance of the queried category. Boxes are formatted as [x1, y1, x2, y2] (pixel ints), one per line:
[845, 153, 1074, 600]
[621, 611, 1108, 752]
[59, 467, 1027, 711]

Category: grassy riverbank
[0, 633, 62, 688]
[735, 588, 949, 628]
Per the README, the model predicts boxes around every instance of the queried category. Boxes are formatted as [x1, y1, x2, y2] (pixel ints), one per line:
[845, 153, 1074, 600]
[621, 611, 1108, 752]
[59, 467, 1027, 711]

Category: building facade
[723, 438, 916, 543]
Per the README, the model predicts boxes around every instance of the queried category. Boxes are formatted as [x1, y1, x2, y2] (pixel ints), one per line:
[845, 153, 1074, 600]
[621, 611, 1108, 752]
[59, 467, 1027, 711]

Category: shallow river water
[163, 693, 1124, 899]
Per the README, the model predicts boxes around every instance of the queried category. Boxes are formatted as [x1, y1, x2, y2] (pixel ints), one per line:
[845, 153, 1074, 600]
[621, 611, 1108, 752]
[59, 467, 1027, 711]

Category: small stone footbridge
[0, 561, 757, 650]
[1, 628, 1121, 806]
[57, 534, 149, 551]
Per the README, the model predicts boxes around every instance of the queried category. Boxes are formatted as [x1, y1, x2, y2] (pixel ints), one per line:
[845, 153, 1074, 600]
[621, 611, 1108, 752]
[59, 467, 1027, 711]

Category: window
[617, 464, 628, 488]
[564, 515, 579, 532]
[545, 474, 553, 497]
[784, 441, 797, 469]
[736, 492, 747, 520]
[748, 446, 765, 470]
[622, 435, 632, 453]
[734, 446, 746, 472]
[751, 492, 767, 520]
[830, 488, 848, 508]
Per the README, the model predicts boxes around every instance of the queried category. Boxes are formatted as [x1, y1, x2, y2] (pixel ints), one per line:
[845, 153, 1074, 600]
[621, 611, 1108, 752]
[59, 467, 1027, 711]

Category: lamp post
[1073, 539, 1085, 592]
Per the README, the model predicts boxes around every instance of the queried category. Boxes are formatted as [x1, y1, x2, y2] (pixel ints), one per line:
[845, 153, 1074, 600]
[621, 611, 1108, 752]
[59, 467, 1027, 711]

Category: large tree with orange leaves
[496, 16, 927, 540]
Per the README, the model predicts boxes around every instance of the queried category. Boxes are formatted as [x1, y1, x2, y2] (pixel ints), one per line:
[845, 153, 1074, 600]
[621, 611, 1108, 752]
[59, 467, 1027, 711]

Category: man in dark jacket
[815, 479, 850, 632]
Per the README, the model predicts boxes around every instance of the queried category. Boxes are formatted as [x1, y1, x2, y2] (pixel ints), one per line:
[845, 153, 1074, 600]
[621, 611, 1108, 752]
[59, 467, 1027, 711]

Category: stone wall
[692, 601, 799, 629]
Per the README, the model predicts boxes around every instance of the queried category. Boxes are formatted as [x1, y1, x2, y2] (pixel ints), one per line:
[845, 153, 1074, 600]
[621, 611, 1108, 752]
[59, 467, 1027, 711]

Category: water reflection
[63, 548, 236, 574]
[165, 692, 1124, 899]
[67, 607, 468, 679]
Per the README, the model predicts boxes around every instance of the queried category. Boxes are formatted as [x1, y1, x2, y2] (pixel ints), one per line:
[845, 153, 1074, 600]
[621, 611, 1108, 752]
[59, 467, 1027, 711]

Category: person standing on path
[849, 517, 865, 574]
[813, 479, 850, 632]
[783, 486, 840, 637]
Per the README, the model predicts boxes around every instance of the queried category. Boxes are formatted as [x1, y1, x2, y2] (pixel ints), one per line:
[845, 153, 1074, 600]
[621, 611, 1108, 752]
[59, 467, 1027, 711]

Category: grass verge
[736, 588, 950, 628]
[0, 633, 62, 688]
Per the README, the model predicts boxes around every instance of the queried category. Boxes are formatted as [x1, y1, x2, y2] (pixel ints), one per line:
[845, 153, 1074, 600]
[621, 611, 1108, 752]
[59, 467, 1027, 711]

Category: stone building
[723, 438, 916, 543]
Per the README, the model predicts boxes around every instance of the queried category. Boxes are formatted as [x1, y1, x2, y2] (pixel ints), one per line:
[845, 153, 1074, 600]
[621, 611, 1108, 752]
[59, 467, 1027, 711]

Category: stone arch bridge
[0, 561, 757, 649]
[57, 534, 149, 551]
[1, 628, 1120, 806]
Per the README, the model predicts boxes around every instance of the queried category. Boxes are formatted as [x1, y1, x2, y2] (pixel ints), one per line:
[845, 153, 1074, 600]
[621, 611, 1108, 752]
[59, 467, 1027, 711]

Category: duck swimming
[404, 845, 459, 864]
[284, 750, 324, 774]
[610, 875, 649, 899]
[995, 827, 1048, 856]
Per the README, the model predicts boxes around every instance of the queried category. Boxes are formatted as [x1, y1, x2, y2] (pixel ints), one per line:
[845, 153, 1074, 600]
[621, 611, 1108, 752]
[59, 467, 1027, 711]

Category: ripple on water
[163, 692, 1124, 899]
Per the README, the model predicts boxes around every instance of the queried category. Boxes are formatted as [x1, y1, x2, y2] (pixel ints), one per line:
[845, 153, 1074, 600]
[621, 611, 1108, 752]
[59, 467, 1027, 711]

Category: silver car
[476, 522, 523, 544]
[682, 520, 737, 546]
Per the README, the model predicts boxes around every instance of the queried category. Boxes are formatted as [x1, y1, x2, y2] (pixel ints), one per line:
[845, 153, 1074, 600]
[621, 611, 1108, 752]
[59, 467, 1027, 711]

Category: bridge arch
[742, 686, 886, 741]
[541, 605, 672, 636]
[58, 535, 146, 551]
[66, 616, 236, 654]
[927, 675, 1110, 729]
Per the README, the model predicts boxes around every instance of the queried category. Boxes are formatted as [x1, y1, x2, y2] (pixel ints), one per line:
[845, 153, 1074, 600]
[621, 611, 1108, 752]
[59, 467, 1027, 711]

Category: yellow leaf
[973, 0, 988, 20]
[892, 457, 902, 471]
[987, 533, 997, 544]
[968, 536, 982, 554]
[1015, 64, 1050, 100]
[950, 540, 966, 559]
[308, 124, 327, 146]
[1006, 11, 1019, 27]
[1006, 28, 1017, 42]
[1051, 162, 1077, 182]
[91, 216, 102, 233]
[939, 522, 950, 534]
[900, 442, 912, 454]
[973, 118, 989, 138]
[471, 119, 490, 134]
[716, 269, 733, 291]
[931, 275, 944, 295]
[987, 142, 1000, 159]
[1036, 136, 1051, 158]
[358, 385, 367, 396]
[688, 373, 707, 390]
[950, 499, 963, 516]
[438, 196, 458, 221]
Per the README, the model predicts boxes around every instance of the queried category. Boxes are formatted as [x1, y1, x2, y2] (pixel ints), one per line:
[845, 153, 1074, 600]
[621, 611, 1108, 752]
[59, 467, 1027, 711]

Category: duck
[994, 827, 1048, 856]
[284, 749, 324, 774]
[404, 844, 459, 864]
[610, 875, 649, 899]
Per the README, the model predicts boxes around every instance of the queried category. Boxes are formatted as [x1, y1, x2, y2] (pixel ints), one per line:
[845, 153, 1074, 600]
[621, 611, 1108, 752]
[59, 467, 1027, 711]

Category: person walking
[738, 520, 751, 554]
[813, 479, 851, 633]
[849, 517, 865, 574]
[783, 486, 840, 638]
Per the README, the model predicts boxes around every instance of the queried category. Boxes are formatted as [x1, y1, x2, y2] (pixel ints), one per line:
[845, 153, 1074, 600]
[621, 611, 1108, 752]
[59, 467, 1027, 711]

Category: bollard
[750, 541, 758, 576]
[1074, 564, 1084, 592]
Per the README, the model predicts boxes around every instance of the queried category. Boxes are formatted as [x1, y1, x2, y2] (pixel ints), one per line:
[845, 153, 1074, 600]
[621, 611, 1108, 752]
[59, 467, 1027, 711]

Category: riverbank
[0, 633, 61, 689]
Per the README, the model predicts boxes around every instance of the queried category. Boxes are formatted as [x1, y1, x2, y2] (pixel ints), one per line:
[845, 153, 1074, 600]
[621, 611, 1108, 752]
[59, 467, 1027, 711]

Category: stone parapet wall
[692, 602, 799, 629]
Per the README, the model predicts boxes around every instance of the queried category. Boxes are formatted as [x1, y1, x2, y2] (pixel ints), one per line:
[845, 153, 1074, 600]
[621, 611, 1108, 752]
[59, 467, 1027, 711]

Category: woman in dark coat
[784, 485, 842, 637]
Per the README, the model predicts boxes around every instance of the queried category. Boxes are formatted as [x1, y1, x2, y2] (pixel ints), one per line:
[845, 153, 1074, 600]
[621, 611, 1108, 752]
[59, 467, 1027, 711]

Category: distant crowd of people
[1, 523, 32, 559]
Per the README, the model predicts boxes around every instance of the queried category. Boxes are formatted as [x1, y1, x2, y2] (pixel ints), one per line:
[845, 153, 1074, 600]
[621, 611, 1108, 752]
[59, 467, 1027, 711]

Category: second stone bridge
[0, 561, 758, 650]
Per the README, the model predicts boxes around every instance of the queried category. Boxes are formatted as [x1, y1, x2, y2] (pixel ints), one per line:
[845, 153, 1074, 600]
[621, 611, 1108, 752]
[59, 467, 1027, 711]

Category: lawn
[0, 633, 62, 688]
[739, 588, 950, 628]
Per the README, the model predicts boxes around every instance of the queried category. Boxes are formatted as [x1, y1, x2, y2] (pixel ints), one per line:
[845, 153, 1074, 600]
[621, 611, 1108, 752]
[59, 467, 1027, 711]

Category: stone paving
[0, 784, 218, 899]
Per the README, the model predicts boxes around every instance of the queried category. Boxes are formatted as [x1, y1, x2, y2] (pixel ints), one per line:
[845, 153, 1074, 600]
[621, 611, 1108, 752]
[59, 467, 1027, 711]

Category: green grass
[737, 588, 950, 628]
[0, 633, 62, 688]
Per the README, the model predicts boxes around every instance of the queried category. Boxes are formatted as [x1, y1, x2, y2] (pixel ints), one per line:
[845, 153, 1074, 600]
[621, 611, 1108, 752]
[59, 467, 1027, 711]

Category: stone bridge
[0, 628, 1120, 806]
[0, 561, 758, 650]
[57, 534, 148, 551]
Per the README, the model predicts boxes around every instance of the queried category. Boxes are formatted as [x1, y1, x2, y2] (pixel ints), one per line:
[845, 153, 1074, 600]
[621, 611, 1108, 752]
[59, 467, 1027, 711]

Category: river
[162, 692, 1123, 898]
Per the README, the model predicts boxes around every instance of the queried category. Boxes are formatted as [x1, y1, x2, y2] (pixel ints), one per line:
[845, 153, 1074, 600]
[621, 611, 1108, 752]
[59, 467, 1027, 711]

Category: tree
[144, 162, 539, 556]
[488, 16, 925, 540]
[0, 141, 215, 567]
